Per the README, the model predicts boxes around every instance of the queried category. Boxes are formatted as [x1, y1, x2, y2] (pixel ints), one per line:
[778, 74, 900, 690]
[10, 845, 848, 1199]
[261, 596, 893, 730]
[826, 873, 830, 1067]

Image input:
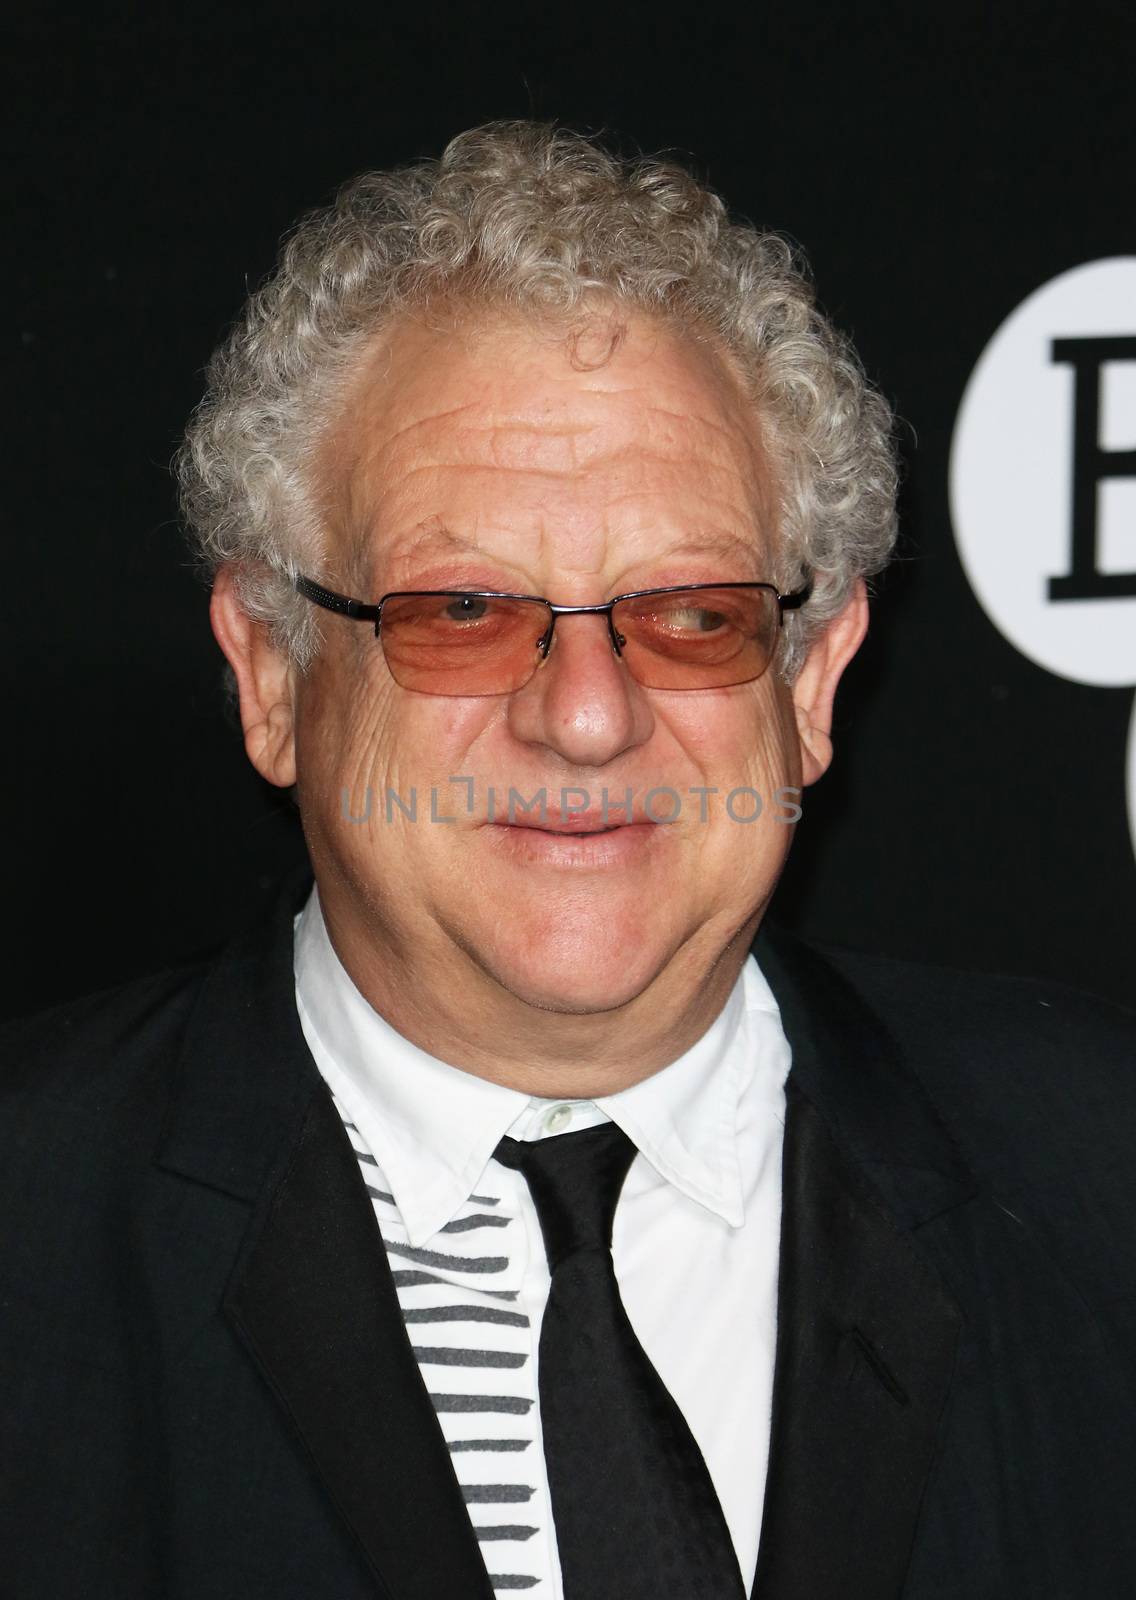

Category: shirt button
[542, 1104, 573, 1135]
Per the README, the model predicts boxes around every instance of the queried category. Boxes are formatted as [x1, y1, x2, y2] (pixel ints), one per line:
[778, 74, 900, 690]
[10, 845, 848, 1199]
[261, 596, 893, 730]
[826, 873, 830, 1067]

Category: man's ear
[209, 566, 298, 789]
[791, 578, 869, 788]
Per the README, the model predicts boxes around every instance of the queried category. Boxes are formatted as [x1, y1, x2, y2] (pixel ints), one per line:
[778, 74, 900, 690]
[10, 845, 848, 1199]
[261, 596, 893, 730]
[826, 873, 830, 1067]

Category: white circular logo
[949, 257, 1136, 689]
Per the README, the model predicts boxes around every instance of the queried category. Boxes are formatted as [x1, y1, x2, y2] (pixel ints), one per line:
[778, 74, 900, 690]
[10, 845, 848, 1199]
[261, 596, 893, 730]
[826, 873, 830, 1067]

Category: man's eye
[670, 607, 730, 633]
[442, 596, 490, 622]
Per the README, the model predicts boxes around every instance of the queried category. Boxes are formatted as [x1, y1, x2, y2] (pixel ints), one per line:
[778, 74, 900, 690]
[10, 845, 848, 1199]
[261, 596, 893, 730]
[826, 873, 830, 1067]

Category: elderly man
[3, 122, 1134, 1600]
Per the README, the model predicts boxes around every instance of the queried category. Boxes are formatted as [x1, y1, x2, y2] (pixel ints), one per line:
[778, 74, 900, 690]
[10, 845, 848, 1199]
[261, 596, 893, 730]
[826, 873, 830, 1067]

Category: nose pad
[535, 612, 627, 668]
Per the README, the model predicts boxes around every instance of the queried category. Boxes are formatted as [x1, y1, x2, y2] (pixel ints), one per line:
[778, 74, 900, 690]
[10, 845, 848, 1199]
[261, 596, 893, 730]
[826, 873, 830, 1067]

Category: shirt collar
[293, 886, 784, 1243]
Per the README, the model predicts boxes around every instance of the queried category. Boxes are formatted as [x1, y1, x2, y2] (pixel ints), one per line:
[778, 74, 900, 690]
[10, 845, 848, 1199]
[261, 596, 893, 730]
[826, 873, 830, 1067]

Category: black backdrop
[6, 0, 1134, 1018]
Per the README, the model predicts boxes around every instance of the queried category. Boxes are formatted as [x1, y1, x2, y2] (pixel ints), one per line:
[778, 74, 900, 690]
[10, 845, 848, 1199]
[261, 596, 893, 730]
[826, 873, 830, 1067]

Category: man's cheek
[699, 720, 795, 803]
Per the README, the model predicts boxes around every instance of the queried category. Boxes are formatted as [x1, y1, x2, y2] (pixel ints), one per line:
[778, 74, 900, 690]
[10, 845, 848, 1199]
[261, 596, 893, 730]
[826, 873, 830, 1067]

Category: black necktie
[494, 1121, 745, 1600]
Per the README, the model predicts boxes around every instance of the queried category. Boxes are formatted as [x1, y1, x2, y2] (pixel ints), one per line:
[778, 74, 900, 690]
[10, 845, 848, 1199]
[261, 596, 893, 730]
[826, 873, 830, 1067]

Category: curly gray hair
[177, 120, 897, 680]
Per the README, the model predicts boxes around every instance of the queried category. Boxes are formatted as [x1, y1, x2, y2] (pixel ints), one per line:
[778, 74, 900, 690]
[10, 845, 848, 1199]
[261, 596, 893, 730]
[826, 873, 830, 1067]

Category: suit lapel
[751, 1085, 962, 1600]
[751, 926, 975, 1600]
[223, 1080, 495, 1600]
[156, 867, 494, 1600]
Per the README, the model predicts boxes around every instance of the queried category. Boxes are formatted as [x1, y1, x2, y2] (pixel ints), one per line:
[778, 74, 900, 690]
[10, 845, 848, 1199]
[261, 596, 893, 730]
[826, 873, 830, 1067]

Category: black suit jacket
[2, 865, 1135, 1599]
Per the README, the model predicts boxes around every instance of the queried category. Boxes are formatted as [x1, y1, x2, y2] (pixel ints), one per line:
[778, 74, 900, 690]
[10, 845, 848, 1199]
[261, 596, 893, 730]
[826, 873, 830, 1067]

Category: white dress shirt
[293, 887, 791, 1597]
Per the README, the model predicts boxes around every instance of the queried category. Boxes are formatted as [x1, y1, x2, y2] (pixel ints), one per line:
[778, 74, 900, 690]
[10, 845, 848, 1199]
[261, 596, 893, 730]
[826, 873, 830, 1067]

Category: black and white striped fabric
[335, 1094, 545, 1594]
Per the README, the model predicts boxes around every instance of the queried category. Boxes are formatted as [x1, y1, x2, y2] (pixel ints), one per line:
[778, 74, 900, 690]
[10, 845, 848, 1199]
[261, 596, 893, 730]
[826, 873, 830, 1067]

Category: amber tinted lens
[378, 592, 552, 695]
[613, 586, 780, 688]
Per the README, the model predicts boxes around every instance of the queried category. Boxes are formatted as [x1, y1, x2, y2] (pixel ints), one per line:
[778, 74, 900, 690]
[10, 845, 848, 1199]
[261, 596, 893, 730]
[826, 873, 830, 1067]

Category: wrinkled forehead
[320, 304, 778, 586]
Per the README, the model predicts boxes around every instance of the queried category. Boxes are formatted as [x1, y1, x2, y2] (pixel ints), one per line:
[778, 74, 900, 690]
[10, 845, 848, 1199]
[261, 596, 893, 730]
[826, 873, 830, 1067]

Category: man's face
[288, 309, 812, 1014]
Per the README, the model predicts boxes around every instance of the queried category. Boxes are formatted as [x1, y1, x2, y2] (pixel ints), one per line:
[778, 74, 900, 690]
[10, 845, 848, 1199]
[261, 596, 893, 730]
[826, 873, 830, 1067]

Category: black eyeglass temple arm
[293, 576, 382, 631]
[777, 581, 812, 611]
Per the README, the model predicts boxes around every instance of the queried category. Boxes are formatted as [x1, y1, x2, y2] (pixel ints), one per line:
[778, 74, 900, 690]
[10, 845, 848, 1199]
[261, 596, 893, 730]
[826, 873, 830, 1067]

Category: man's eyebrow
[391, 526, 764, 563]
[650, 530, 764, 566]
[364, 522, 484, 579]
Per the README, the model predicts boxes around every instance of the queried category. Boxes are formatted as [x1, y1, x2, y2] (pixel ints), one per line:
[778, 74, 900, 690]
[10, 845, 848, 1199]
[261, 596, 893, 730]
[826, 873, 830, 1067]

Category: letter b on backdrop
[950, 257, 1136, 857]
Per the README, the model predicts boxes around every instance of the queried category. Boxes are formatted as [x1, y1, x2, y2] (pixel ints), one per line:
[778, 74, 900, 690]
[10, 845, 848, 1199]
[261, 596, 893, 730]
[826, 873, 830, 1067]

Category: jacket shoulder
[0, 960, 209, 1117]
[805, 939, 1136, 1227]
[816, 942, 1134, 1108]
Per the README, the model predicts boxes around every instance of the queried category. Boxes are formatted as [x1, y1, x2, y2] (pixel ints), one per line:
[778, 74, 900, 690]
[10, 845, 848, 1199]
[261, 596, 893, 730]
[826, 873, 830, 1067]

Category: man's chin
[455, 928, 672, 1018]
[502, 975, 655, 1018]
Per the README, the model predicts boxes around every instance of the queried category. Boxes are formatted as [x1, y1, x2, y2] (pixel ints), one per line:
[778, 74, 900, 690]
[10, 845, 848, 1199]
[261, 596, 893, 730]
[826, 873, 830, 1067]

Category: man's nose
[505, 612, 655, 767]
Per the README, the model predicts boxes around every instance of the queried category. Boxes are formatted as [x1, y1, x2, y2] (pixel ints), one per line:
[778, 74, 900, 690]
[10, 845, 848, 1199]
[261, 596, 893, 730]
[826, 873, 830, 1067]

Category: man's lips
[489, 809, 656, 833]
[479, 803, 666, 867]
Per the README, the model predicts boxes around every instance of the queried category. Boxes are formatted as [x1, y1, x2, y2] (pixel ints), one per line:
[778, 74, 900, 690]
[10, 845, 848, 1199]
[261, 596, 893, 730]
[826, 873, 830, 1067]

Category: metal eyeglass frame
[292, 573, 813, 676]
